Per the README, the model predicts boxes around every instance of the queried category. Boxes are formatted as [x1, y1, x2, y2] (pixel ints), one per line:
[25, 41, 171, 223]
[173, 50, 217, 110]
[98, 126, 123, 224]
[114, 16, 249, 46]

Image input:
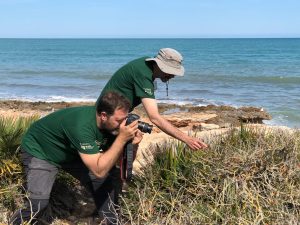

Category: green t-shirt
[21, 106, 115, 166]
[97, 57, 155, 111]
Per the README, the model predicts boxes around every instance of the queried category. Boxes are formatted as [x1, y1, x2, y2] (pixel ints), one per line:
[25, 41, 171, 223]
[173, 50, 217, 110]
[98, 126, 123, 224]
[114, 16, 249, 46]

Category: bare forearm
[142, 98, 207, 150]
[95, 136, 126, 177]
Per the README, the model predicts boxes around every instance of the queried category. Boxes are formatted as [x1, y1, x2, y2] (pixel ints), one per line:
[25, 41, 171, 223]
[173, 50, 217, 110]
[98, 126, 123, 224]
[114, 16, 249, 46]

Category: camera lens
[138, 121, 153, 134]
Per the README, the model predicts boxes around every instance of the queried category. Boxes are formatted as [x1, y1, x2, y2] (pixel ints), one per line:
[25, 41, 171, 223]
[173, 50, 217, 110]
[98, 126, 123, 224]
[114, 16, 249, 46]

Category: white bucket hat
[146, 48, 185, 76]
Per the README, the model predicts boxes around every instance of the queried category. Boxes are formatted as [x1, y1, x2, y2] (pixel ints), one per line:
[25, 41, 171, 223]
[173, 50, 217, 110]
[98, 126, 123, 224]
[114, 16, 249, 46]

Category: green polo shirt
[97, 57, 155, 111]
[21, 106, 115, 166]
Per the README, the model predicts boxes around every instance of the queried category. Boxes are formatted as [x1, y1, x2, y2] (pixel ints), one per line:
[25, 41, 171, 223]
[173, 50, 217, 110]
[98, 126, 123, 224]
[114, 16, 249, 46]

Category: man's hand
[132, 130, 144, 145]
[118, 119, 139, 143]
[185, 136, 208, 151]
[132, 130, 143, 161]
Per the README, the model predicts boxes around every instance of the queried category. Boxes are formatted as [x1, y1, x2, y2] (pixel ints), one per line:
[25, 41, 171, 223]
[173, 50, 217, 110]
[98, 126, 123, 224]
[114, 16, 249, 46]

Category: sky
[0, 0, 299, 38]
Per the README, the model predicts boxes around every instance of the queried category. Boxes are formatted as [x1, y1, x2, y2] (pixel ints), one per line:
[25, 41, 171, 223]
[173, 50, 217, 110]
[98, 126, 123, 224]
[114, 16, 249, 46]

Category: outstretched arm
[141, 98, 207, 150]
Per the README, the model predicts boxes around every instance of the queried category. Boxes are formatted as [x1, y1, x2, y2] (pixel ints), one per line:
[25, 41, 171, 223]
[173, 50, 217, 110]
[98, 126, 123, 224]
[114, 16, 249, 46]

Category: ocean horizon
[0, 38, 299, 128]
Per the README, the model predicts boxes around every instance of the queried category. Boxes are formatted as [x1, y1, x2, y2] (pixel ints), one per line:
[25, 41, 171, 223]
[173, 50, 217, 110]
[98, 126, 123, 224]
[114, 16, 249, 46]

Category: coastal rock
[136, 105, 271, 132]
[163, 112, 217, 128]
[0, 101, 272, 130]
[187, 105, 272, 127]
[197, 123, 220, 131]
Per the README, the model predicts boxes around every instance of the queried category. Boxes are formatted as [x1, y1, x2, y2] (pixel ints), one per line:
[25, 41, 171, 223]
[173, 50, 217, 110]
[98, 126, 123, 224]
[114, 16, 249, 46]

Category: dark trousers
[10, 149, 122, 225]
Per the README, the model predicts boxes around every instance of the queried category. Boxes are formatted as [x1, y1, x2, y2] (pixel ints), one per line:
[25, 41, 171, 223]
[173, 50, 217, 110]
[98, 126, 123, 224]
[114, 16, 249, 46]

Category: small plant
[0, 116, 38, 159]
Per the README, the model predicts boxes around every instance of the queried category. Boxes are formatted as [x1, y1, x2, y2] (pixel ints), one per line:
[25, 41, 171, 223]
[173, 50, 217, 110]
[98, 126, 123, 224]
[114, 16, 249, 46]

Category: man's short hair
[96, 91, 131, 115]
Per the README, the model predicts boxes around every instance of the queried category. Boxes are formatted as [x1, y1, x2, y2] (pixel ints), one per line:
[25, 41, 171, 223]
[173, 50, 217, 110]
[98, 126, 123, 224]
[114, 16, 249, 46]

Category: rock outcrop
[134, 104, 272, 132]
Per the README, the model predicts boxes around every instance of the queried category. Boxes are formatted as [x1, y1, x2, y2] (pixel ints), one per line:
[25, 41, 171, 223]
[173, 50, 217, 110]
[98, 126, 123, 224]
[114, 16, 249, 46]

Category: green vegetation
[0, 116, 38, 218]
[121, 126, 300, 224]
[1, 115, 300, 224]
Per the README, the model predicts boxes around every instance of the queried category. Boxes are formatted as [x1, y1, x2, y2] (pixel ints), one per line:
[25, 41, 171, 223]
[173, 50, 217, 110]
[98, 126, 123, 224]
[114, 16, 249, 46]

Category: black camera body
[126, 113, 153, 134]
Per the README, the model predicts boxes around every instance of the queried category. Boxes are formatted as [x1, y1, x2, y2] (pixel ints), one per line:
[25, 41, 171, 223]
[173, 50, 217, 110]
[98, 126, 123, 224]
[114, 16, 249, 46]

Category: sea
[0, 38, 299, 128]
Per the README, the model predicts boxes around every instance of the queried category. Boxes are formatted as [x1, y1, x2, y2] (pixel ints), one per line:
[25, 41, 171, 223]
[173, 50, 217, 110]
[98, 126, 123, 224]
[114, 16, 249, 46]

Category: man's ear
[100, 112, 108, 121]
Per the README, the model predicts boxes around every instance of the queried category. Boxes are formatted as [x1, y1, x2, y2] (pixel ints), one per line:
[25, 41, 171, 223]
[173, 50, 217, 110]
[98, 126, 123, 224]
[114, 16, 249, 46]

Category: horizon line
[1, 36, 300, 39]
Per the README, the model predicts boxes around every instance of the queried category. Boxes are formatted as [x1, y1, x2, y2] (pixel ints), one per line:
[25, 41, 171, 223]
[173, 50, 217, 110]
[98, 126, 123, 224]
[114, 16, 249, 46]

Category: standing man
[10, 91, 142, 225]
[97, 48, 207, 150]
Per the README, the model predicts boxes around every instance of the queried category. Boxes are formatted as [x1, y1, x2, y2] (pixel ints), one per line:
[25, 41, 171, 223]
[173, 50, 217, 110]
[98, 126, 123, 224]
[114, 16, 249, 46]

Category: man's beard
[100, 122, 119, 136]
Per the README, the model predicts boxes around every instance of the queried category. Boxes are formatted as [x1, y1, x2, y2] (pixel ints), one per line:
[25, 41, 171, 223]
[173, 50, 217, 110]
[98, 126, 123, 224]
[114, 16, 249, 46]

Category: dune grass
[0, 116, 38, 214]
[1, 115, 300, 224]
[120, 125, 300, 224]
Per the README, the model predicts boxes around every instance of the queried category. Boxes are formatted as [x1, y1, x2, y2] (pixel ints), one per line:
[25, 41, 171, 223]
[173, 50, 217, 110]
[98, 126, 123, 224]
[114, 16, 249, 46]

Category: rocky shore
[0, 100, 272, 171]
[0, 100, 272, 127]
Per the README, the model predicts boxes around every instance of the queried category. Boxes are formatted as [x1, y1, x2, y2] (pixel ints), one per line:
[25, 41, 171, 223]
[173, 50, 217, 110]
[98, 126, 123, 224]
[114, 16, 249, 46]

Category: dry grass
[1, 116, 300, 224]
[120, 125, 300, 224]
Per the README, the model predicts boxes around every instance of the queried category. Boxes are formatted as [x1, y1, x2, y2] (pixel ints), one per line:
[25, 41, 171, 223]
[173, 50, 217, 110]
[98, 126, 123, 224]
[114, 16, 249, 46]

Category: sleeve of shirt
[133, 71, 155, 99]
[63, 125, 100, 154]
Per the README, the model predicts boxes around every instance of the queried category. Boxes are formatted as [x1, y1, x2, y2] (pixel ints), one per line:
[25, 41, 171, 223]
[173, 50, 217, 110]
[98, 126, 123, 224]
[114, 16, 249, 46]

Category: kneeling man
[10, 91, 142, 225]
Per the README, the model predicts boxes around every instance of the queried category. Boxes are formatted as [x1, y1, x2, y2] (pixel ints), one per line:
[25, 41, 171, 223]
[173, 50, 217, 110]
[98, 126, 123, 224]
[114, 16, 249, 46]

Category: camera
[126, 113, 153, 134]
[121, 113, 153, 181]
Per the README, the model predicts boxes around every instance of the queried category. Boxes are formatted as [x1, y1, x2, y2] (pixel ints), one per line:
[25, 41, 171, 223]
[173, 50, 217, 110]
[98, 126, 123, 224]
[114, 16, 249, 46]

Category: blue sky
[0, 0, 299, 38]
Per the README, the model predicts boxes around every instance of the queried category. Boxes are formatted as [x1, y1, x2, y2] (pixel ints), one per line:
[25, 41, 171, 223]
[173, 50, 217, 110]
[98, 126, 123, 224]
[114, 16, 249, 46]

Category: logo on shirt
[144, 88, 152, 95]
[80, 143, 94, 150]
